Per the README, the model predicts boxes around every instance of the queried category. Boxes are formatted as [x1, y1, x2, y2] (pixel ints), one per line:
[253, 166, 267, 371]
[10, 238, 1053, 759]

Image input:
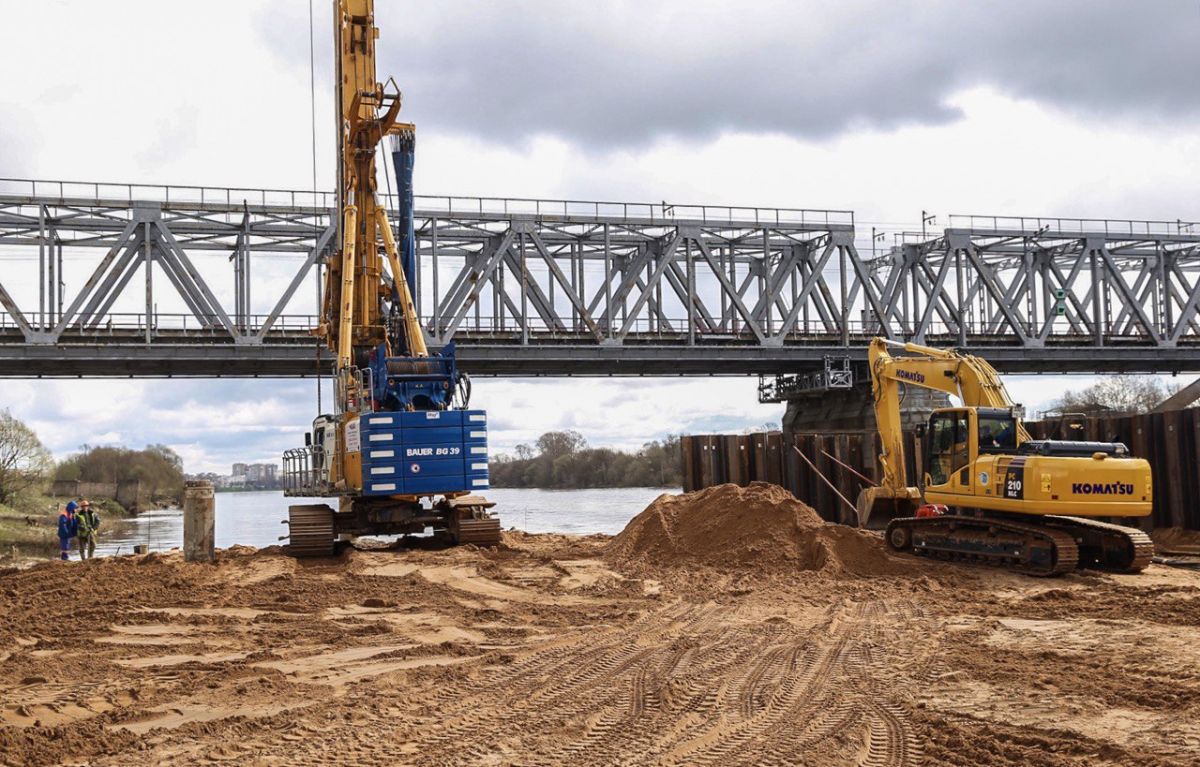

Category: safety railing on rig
[283, 445, 329, 497]
[335, 367, 375, 415]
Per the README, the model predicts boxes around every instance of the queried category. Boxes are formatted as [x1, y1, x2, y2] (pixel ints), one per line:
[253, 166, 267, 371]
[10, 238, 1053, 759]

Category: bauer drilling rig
[281, 0, 500, 556]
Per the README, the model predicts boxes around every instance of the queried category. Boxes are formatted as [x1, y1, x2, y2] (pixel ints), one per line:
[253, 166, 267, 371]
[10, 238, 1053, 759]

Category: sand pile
[1152, 527, 1200, 555]
[606, 482, 903, 575]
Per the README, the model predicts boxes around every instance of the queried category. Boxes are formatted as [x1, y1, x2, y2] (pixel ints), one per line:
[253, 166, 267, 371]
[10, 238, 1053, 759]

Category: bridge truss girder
[0, 180, 1198, 377]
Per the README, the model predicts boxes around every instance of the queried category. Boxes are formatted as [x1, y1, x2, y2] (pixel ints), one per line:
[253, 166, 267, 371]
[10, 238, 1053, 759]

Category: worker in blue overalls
[57, 501, 79, 561]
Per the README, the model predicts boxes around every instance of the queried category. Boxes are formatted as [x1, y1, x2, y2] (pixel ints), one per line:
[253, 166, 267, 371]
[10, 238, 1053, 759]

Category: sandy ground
[1, 524, 1198, 767]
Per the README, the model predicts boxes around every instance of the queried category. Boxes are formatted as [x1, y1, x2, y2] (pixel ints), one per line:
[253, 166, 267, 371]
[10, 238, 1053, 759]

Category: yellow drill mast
[321, 0, 426, 381]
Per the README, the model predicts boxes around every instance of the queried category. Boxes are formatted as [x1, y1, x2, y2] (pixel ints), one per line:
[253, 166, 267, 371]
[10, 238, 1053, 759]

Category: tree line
[0, 409, 185, 508]
[55, 444, 186, 504]
[1043, 375, 1180, 417]
[489, 430, 682, 489]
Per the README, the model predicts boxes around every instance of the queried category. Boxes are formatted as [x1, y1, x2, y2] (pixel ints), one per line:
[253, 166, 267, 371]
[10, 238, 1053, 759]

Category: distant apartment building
[246, 463, 278, 483]
[225, 462, 282, 488]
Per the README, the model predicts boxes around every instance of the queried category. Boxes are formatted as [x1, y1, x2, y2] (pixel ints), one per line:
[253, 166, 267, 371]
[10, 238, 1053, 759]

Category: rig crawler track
[453, 517, 503, 546]
[286, 504, 336, 558]
[885, 513, 1152, 576]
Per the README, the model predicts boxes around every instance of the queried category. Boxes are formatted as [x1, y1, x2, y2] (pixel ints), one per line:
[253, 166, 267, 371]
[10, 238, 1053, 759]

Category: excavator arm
[866, 337, 1030, 492]
[857, 337, 1030, 526]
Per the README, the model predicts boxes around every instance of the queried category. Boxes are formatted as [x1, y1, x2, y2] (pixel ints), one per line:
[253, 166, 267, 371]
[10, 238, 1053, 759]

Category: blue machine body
[368, 342, 460, 412]
[360, 409, 489, 497]
[355, 130, 486, 500]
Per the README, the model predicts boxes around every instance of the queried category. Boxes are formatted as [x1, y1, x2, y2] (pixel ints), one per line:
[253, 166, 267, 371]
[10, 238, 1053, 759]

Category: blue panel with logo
[397, 444, 464, 464]
[357, 404, 487, 497]
[395, 410, 463, 428]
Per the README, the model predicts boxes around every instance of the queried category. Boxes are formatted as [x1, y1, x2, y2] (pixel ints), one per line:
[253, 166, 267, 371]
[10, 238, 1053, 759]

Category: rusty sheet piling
[681, 408, 1200, 531]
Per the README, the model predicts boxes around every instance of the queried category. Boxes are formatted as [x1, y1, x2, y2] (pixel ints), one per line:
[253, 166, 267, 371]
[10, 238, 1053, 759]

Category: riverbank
[0, 494, 135, 565]
[3, 533, 1198, 765]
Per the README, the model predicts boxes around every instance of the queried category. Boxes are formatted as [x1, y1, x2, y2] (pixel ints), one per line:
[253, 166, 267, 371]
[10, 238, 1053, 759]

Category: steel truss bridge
[0, 178, 1198, 377]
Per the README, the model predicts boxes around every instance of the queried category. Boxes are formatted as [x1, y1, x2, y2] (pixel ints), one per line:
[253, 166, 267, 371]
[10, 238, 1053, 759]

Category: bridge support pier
[781, 383, 950, 437]
[183, 480, 215, 563]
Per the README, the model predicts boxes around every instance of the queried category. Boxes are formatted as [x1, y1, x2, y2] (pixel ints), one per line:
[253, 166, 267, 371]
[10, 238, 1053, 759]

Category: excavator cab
[923, 407, 1019, 488]
[924, 409, 969, 488]
[860, 405, 1019, 528]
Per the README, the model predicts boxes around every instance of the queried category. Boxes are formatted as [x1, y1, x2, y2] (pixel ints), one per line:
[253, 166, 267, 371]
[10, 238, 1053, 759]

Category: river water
[93, 487, 674, 557]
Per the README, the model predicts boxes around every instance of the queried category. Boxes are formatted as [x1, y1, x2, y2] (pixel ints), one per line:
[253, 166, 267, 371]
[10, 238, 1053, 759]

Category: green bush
[55, 444, 185, 504]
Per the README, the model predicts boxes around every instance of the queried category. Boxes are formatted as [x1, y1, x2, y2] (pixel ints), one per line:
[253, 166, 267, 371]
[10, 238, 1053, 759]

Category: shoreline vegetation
[0, 409, 185, 563]
[489, 431, 682, 489]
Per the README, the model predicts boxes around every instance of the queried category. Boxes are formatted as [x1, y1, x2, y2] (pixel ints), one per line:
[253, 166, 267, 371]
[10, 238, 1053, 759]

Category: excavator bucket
[854, 486, 920, 530]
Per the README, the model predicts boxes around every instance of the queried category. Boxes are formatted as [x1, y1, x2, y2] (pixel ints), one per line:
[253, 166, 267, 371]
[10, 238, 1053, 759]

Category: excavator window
[977, 413, 1017, 453]
[927, 412, 968, 486]
[926, 412, 964, 484]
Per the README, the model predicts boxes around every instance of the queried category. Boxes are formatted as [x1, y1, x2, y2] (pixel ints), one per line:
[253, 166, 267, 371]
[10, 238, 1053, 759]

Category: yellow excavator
[857, 337, 1154, 575]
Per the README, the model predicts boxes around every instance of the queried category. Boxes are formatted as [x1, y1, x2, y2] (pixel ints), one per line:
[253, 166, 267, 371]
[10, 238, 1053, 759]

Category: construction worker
[57, 501, 78, 561]
[76, 499, 100, 560]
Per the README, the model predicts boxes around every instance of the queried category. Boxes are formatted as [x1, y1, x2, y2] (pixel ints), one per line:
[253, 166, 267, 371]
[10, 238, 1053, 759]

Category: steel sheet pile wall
[681, 408, 1200, 530]
[1025, 409, 1200, 531]
[682, 430, 919, 524]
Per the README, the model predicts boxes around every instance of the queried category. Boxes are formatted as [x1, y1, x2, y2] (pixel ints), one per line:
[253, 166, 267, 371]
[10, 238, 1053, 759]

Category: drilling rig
[281, 0, 500, 556]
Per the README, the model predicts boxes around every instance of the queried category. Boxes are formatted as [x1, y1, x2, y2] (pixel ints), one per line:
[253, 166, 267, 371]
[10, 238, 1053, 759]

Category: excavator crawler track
[886, 515, 1079, 576]
[1042, 516, 1154, 573]
[286, 504, 336, 558]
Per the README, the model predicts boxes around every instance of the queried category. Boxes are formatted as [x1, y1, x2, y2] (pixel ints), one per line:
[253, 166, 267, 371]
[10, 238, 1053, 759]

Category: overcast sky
[0, 1, 1197, 473]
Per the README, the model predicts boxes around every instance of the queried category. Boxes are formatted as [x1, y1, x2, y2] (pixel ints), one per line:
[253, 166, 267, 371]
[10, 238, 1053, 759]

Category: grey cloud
[258, 0, 1199, 149]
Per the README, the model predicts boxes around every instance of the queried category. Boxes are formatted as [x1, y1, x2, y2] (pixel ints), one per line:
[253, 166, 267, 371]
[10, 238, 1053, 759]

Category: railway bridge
[1, 178, 1199, 378]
